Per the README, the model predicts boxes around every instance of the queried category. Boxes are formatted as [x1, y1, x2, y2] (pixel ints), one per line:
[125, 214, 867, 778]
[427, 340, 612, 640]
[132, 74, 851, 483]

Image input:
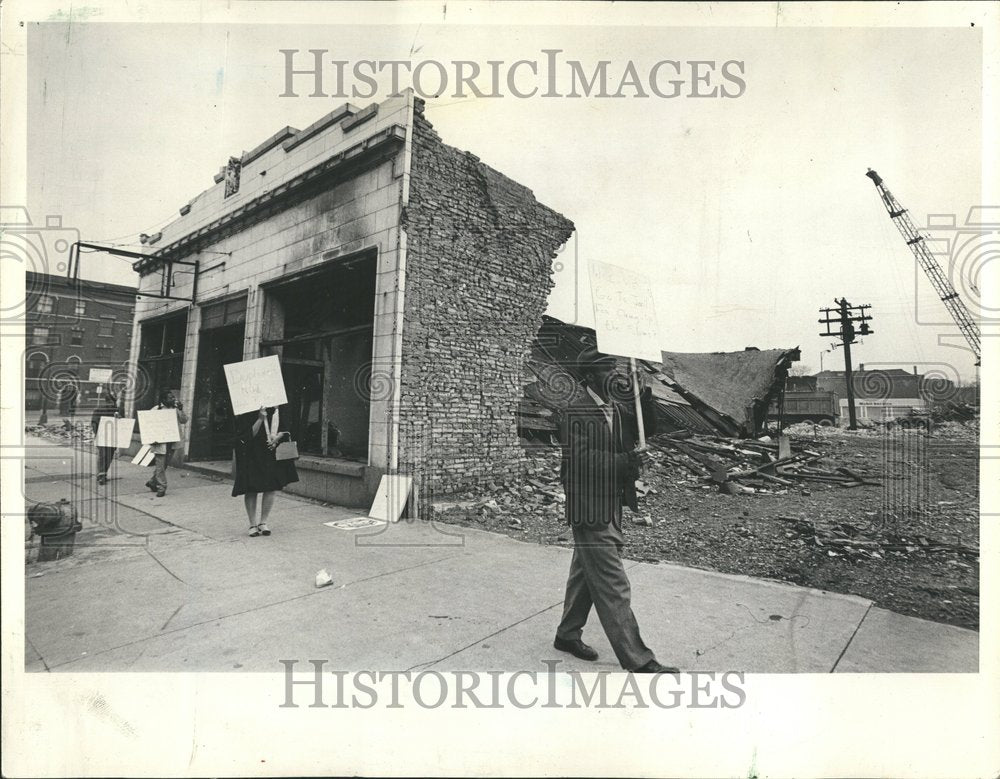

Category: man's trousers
[555, 519, 655, 670]
[96, 446, 115, 477]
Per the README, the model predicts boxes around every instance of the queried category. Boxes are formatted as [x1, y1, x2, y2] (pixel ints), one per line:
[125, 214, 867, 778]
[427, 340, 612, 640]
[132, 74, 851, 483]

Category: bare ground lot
[434, 424, 980, 631]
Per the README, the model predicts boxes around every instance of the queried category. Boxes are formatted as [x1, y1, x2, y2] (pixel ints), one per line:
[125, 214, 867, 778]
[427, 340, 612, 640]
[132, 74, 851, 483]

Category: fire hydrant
[27, 499, 82, 562]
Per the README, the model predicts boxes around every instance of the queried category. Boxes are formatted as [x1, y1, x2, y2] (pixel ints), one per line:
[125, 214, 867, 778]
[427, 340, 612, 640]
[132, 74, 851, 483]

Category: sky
[26, 20, 986, 381]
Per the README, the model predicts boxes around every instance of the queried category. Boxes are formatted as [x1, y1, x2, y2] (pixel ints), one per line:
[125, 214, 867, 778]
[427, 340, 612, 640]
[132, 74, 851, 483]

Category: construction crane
[865, 168, 981, 363]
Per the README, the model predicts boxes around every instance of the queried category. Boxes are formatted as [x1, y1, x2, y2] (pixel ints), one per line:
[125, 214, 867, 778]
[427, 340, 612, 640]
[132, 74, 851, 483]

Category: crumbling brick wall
[400, 99, 574, 496]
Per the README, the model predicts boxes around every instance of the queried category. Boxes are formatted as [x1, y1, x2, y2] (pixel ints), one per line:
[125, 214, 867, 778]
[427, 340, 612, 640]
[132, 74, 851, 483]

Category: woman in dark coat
[232, 405, 298, 536]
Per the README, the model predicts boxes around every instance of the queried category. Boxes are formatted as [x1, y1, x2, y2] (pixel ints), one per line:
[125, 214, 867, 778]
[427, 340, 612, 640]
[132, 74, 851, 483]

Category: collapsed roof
[657, 348, 800, 437]
[519, 315, 799, 440]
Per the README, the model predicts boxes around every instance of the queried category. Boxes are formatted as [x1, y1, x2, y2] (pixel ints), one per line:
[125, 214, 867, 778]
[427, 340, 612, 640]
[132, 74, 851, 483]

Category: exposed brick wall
[400, 99, 574, 496]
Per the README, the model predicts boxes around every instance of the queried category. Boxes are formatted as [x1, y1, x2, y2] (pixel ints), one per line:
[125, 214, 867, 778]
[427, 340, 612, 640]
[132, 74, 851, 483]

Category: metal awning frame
[69, 241, 200, 303]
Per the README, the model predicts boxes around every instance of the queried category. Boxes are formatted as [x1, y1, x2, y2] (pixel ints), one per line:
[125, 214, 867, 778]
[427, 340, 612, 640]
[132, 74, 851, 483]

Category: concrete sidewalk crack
[26, 636, 51, 672]
[405, 600, 565, 672]
[143, 547, 188, 585]
[160, 604, 184, 631]
[830, 601, 874, 673]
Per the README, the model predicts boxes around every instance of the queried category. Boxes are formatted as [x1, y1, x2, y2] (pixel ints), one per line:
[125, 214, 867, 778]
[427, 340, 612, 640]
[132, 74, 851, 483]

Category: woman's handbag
[264, 412, 298, 461]
[274, 436, 299, 461]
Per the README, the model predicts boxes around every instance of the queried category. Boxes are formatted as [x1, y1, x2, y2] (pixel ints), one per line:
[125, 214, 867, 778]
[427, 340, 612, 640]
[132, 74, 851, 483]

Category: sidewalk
[22, 435, 978, 673]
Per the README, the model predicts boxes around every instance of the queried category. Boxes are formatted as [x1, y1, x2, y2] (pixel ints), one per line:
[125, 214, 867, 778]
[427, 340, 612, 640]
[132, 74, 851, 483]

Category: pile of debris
[430, 428, 877, 531]
[25, 423, 94, 446]
[646, 431, 879, 495]
[776, 515, 979, 565]
[430, 448, 566, 531]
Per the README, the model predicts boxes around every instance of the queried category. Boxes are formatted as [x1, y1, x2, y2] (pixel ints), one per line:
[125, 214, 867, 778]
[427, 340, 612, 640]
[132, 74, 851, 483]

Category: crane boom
[865, 168, 981, 363]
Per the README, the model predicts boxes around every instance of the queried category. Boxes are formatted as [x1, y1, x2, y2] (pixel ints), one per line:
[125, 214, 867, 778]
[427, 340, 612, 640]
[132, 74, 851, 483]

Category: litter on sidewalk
[314, 569, 334, 588]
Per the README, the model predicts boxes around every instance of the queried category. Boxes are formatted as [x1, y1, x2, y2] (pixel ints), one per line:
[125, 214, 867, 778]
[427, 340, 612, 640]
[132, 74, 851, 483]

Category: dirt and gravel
[433, 422, 980, 631]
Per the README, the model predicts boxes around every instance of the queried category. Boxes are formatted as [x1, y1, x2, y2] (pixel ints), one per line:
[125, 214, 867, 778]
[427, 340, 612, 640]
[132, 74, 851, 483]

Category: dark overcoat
[556, 387, 657, 528]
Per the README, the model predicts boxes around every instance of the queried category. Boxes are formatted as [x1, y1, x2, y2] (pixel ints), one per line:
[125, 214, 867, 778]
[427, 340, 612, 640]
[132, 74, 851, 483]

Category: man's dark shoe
[633, 660, 680, 674]
[553, 637, 599, 661]
[156, 489, 166, 498]
[145, 480, 157, 492]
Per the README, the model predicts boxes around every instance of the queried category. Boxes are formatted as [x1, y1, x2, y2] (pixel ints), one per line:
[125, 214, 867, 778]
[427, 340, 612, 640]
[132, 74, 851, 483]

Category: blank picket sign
[368, 475, 413, 523]
[137, 409, 181, 445]
[131, 444, 153, 466]
[95, 416, 135, 449]
[88, 368, 113, 383]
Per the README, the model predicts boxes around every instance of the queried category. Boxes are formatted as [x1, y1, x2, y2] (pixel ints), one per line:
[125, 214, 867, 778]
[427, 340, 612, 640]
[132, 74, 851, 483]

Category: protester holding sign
[552, 346, 676, 674]
[90, 384, 124, 486]
[232, 405, 298, 536]
[144, 389, 188, 498]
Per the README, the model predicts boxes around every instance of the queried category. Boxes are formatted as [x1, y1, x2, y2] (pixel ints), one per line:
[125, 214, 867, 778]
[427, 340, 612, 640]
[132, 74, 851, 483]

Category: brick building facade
[127, 92, 572, 507]
[25, 271, 136, 413]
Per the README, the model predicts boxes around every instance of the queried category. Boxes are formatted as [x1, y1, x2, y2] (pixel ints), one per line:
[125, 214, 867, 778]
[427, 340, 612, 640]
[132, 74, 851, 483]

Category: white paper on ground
[314, 569, 333, 588]
[323, 517, 388, 530]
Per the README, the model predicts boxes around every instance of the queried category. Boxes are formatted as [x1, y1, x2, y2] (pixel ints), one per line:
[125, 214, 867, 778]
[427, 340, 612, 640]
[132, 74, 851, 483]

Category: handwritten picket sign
[95, 416, 135, 449]
[589, 260, 662, 362]
[223, 355, 288, 416]
[137, 408, 181, 445]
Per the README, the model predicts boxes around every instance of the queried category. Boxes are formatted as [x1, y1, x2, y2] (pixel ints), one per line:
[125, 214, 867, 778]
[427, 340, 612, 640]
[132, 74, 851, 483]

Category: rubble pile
[929, 400, 978, 424]
[930, 420, 978, 441]
[430, 448, 565, 530]
[775, 515, 979, 566]
[25, 423, 94, 446]
[646, 431, 879, 495]
[431, 429, 877, 529]
[783, 422, 882, 438]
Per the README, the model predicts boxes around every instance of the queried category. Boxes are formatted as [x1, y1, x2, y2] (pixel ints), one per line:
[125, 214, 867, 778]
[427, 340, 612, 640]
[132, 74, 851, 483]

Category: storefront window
[136, 312, 188, 412]
[260, 252, 377, 460]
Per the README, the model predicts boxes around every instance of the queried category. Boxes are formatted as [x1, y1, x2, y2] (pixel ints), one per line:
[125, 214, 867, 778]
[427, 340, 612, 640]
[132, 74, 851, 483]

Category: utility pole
[819, 298, 874, 430]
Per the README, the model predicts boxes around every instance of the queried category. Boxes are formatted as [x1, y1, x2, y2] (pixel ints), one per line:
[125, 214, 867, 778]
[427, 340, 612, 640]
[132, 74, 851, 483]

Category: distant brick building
[128, 92, 573, 507]
[25, 271, 136, 413]
[813, 365, 958, 425]
[815, 366, 922, 400]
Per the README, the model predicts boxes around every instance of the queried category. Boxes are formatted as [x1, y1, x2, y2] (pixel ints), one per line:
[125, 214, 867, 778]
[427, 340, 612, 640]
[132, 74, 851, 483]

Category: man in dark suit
[553, 346, 678, 674]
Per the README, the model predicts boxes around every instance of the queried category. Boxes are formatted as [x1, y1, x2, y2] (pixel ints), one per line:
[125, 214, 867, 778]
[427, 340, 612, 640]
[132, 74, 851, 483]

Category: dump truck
[768, 391, 840, 426]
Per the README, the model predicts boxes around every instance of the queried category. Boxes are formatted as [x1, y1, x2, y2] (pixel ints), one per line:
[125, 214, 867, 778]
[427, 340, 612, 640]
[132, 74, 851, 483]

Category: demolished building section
[519, 315, 799, 442]
[399, 100, 575, 490]
[657, 347, 800, 437]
